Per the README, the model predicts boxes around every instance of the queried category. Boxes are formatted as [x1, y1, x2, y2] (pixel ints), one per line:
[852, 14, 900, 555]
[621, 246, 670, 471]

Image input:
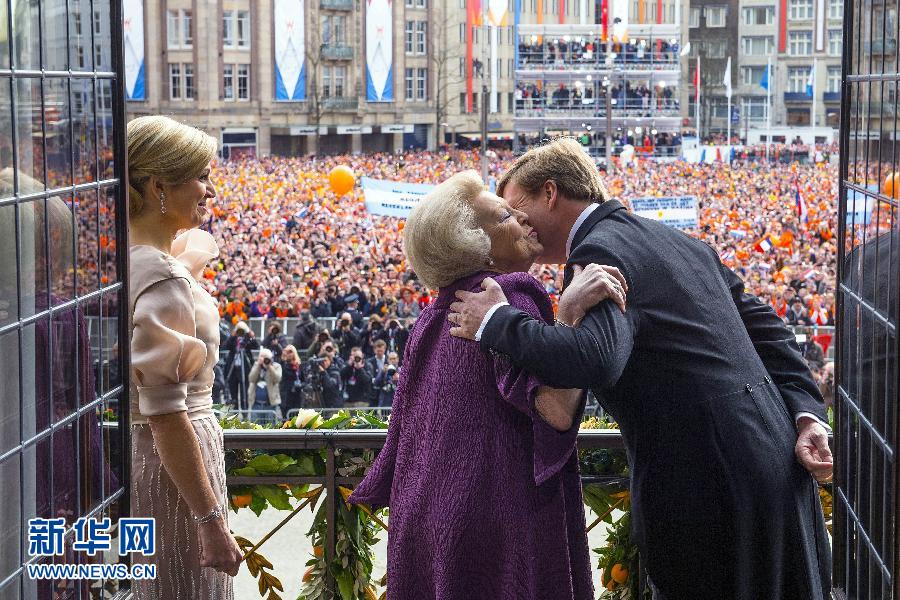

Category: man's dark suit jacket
[480, 200, 831, 600]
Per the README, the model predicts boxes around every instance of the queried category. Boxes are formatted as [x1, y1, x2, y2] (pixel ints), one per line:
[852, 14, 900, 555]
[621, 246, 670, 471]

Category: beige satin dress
[129, 229, 233, 600]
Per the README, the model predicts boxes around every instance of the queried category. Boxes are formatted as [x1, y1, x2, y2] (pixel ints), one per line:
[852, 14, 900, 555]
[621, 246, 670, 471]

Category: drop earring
[160, 192, 167, 214]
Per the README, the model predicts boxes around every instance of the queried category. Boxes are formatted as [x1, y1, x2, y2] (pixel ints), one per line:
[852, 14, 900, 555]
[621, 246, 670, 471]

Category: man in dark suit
[448, 138, 832, 599]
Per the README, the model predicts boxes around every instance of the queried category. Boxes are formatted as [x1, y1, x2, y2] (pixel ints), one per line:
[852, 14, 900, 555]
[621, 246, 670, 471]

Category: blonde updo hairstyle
[403, 170, 491, 290]
[127, 115, 217, 218]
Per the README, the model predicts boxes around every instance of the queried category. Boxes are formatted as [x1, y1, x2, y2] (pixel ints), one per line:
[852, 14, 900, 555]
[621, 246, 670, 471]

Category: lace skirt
[130, 414, 234, 600]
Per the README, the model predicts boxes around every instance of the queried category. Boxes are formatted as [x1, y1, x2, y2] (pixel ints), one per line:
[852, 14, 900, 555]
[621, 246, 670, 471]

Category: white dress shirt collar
[565, 203, 601, 259]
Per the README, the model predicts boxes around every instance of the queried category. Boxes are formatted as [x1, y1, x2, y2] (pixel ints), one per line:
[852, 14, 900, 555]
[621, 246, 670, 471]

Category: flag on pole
[760, 63, 770, 90]
[805, 65, 814, 97]
[694, 57, 700, 101]
[723, 57, 732, 99]
[754, 236, 774, 253]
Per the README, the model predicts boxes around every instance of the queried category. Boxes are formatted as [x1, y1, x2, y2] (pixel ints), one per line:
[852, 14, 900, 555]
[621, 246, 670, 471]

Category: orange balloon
[329, 165, 356, 196]
[883, 172, 899, 199]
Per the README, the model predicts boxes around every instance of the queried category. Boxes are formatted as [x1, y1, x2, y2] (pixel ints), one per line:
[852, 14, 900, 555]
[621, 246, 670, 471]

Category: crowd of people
[189, 145, 847, 412]
[515, 81, 679, 114]
[518, 37, 681, 68]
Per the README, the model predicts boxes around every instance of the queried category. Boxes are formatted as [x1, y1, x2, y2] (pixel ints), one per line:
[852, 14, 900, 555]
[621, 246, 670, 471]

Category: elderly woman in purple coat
[350, 170, 627, 599]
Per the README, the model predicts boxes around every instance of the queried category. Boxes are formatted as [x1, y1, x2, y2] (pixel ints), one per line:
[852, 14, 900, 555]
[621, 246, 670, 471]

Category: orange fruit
[302, 566, 315, 582]
[611, 563, 629, 584]
[884, 172, 899, 199]
[232, 493, 252, 508]
[313, 545, 324, 558]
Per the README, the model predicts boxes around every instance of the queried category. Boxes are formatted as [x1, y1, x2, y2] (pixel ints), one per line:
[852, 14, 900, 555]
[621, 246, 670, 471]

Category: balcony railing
[321, 0, 353, 9]
[823, 91, 841, 102]
[784, 92, 812, 102]
[514, 98, 681, 118]
[321, 44, 354, 60]
[517, 49, 680, 72]
[322, 96, 358, 111]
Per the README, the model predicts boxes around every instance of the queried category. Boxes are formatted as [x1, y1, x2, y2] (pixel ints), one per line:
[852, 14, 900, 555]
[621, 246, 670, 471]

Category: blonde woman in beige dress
[127, 115, 241, 599]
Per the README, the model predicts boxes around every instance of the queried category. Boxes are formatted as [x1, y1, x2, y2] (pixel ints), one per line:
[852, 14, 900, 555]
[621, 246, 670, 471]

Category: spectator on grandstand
[787, 299, 815, 327]
[341, 347, 372, 408]
[223, 321, 258, 408]
[384, 318, 410, 360]
[310, 288, 333, 319]
[809, 296, 832, 326]
[279, 345, 305, 415]
[372, 352, 401, 407]
[332, 313, 361, 361]
[344, 294, 364, 327]
[361, 315, 388, 357]
[800, 336, 827, 370]
[248, 348, 283, 420]
[292, 311, 321, 352]
[396, 287, 420, 319]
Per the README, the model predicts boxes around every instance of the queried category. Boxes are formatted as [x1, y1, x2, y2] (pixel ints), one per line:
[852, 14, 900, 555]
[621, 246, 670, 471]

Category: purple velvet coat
[350, 272, 593, 600]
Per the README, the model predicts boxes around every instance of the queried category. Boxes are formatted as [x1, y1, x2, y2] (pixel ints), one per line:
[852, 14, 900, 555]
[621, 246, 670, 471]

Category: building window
[508, 58, 514, 76]
[689, 6, 700, 27]
[75, 45, 85, 68]
[828, 0, 843, 19]
[169, 63, 181, 99]
[223, 64, 234, 100]
[742, 36, 775, 55]
[237, 64, 250, 100]
[789, 31, 813, 55]
[788, 66, 809, 92]
[707, 39, 727, 58]
[828, 29, 842, 55]
[405, 21, 415, 54]
[323, 65, 332, 97]
[223, 10, 250, 49]
[184, 64, 195, 99]
[333, 15, 346, 44]
[406, 68, 414, 100]
[705, 6, 727, 27]
[459, 57, 465, 77]
[416, 0, 426, 7]
[167, 9, 192, 49]
[826, 67, 841, 92]
[741, 96, 768, 121]
[743, 6, 774, 25]
[416, 67, 427, 100]
[74, 11, 82, 35]
[460, 92, 466, 112]
[335, 66, 346, 96]
[459, 23, 465, 44]
[416, 21, 427, 54]
[742, 65, 766, 86]
[788, 0, 813, 20]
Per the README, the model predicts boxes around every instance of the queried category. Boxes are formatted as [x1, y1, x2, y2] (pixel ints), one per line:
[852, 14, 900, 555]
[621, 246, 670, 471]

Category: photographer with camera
[332, 312, 360, 362]
[304, 353, 342, 408]
[385, 318, 410, 362]
[362, 315, 389, 357]
[223, 321, 259, 409]
[262, 323, 287, 362]
[279, 345, 305, 415]
[341, 347, 372, 408]
[293, 311, 322, 352]
[247, 348, 283, 421]
[372, 351, 401, 407]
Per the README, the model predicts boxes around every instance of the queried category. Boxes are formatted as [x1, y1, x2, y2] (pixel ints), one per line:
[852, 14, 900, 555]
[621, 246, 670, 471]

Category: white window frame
[167, 9, 192, 50]
[334, 65, 346, 97]
[405, 21, 415, 54]
[223, 10, 235, 48]
[689, 7, 700, 27]
[742, 36, 774, 55]
[184, 63, 195, 100]
[788, 0, 813, 20]
[223, 64, 235, 100]
[741, 97, 768, 121]
[405, 68, 414, 100]
[826, 67, 841, 93]
[787, 67, 808, 93]
[828, 0, 843, 19]
[415, 21, 427, 55]
[169, 63, 182, 100]
[237, 10, 251, 48]
[705, 6, 727, 27]
[323, 65, 332, 97]
[742, 6, 774, 25]
[788, 31, 813, 55]
[741, 65, 765, 86]
[416, 67, 427, 100]
[828, 29, 842, 55]
[237, 64, 250, 100]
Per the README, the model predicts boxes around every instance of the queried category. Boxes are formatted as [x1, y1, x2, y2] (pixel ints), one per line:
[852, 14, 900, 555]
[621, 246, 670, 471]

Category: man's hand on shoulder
[448, 278, 508, 340]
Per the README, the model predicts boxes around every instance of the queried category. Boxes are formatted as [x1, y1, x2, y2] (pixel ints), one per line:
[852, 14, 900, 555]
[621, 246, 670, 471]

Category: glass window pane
[96, 80, 114, 180]
[72, 79, 96, 185]
[14, 77, 45, 191]
[11, 0, 40, 70]
[42, 0, 68, 71]
[45, 78, 72, 189]
[76, 190, 100, 296]
[70, 2, 93, 71]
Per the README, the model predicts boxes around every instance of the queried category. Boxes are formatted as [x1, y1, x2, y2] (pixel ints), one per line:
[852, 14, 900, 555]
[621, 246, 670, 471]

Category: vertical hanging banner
[611, 0, 629, 42]
[275, 0, 306, 100]
[488, 0, 507, 114]
[122, 0, 145, 100]
[366, 0, 393, 101]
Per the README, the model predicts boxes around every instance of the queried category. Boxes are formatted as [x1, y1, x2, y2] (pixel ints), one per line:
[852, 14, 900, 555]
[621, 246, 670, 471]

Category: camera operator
[262, 323, 287, 362]
[293, 311, 322, 351]
[224, 321, 259, 409]
[385, 318, 409, 362]
[373, 351, 401, 407]
[341, 347, 372, 409]
[332, 312, 360, 362]
[280, 345, 305, 415]
[305, 354, 342, 408]
[248, 348, 283, 421]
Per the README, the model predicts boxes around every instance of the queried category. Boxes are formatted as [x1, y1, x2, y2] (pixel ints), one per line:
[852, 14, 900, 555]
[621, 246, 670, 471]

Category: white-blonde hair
[127, 115, 217, 218]
[403, 170, 491, 290]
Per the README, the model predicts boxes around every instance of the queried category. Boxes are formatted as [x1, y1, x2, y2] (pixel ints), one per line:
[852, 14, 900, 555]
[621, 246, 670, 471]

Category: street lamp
[441, 122, 458, 149]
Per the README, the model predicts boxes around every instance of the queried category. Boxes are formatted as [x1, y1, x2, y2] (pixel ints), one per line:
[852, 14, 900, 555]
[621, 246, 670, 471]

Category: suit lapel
[563, 200, 626, 290]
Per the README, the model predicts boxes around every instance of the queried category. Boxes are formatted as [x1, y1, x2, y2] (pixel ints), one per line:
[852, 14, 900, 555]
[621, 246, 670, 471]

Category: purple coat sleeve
[493, 274, 584, 485]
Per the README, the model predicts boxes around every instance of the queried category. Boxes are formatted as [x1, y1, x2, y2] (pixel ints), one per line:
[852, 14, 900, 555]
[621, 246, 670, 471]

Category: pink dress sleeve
[131, 277, 208, 416]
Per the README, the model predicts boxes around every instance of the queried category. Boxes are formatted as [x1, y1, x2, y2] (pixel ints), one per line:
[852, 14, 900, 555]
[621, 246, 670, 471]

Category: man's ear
[544, 180, 559, 210]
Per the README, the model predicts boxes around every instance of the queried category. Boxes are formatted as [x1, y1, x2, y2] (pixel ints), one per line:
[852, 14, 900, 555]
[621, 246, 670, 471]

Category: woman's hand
[557, 264, 628, 326]
[199, 518, 243, 577]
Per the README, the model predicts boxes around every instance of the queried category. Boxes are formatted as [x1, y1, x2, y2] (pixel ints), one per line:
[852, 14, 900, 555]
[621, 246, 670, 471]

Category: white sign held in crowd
[630, 196, 699, 229]
[361, 177, 436, 218]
